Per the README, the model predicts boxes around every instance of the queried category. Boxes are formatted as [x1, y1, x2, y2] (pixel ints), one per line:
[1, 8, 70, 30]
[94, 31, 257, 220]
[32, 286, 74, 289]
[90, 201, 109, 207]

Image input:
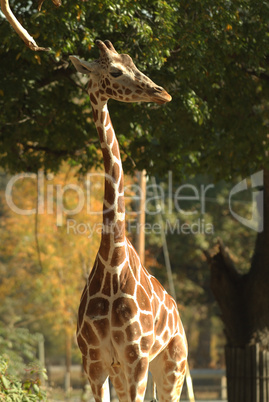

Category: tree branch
[0, 0, 60, 51]
[38, 0, 61, 12]
[23, 140, 99, 157]
[240, 65, 269, 82]
[35, 176, 44, 273]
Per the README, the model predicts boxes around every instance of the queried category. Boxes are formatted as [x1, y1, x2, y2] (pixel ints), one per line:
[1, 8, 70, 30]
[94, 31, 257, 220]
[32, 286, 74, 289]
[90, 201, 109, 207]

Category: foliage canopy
[0, 0, 268, 179]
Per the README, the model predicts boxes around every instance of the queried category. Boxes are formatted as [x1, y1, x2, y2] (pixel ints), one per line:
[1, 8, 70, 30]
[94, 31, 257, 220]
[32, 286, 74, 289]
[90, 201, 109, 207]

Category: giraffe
[70, 40, 187, 402]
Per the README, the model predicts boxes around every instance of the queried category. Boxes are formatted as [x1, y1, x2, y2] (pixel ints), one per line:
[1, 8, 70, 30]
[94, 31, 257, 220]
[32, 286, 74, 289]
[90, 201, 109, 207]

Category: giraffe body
[70, 40, 187, 402]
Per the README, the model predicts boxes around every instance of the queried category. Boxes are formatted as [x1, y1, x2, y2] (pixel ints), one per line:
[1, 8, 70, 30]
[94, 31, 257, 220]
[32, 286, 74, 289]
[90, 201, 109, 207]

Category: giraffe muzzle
[151, 87, 172, 104]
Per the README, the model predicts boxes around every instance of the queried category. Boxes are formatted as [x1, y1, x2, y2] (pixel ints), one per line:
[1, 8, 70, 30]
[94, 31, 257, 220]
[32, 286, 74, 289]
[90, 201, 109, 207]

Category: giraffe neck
[90, 94, 126, 250]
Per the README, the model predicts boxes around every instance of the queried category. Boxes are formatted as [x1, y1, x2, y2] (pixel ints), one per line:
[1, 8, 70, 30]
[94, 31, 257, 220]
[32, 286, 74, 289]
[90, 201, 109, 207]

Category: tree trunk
[196, 306, 211, 368]
[65, 331, 72, 395]
[208, 169, 269, 401]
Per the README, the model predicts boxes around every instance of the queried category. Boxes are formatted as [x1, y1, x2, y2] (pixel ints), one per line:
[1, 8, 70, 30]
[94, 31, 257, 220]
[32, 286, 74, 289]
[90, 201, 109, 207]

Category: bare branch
[38, 0, 61, 12]
[0, 0, 60, 51]
[51, 0, 62, 6]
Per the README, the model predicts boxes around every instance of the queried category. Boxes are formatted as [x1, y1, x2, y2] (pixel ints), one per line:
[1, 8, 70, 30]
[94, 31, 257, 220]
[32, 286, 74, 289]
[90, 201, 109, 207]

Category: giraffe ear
[69, 56, 97, 75]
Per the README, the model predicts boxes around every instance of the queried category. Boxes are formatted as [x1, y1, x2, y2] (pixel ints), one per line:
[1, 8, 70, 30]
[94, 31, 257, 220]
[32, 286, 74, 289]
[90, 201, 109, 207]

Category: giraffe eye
[110, 69, 123, 78]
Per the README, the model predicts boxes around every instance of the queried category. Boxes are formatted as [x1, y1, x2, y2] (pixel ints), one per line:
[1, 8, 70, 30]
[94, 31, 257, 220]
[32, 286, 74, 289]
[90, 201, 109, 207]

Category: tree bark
[65, 331, 72, 395]
[209, 239, 250, 347]
[208, 169, 269, 401]
[209, 169, 269, 348]
[248, 169, 269, 347]
[196, 306, 211, 367]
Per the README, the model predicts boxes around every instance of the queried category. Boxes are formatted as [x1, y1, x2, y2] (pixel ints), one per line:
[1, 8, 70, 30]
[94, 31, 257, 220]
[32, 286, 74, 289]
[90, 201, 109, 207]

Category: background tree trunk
[65, 331, 72, 395]
[208, 169, 269, 401]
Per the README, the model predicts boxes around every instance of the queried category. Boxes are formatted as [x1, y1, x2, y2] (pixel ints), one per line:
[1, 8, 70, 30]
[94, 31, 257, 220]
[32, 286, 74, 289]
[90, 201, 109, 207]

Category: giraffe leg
[109, 368, 129, 402]
[82, 357, 110, 402]
[149, 335, 187, 402]
[109, 358, 149, 402]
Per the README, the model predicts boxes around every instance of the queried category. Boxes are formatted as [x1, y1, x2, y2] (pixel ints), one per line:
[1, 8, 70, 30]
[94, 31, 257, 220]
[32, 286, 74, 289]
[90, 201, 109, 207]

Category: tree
[0, 0, 177, 174]
[141, 174, 257, 369]
[1, 1, 268, 175]
[0, 164, 136, 389]
[1, 1, 269, 399]
[0, 165, 102, 384]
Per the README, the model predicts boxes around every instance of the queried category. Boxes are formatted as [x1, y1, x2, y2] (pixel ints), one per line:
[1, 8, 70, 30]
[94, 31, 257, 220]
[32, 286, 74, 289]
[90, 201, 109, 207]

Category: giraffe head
[70, 40, 171, 105]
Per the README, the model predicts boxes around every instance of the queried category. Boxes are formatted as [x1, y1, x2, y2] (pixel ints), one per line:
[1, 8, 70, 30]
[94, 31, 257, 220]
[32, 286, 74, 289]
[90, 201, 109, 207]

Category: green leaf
[33, 383, 40, 394]
[0, 374, 10, 390]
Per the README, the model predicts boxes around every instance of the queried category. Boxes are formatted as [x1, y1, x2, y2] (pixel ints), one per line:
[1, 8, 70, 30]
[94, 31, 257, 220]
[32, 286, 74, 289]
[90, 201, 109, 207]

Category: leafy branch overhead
[0, 0, 269, 178]
[0, 0, 61, 51]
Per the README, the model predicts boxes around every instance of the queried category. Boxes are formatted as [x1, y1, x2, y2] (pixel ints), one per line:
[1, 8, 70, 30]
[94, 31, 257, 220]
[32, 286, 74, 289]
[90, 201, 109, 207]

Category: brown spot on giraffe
[104, 178, 115, 206]
[92, 108, 98, 122]
[112, 273, 119, 294]
[134, 357, 148, 382]
[111, 162, 120, 182]
[151, 276, 166, 302]
[106, 127, 114, 145]
[140, 312, 153, 332]
[114, 219, 125, 242]
[101, 272, 111, 296]
[112, 330, 125, 345]
[112, 140, 120, 159]
[118, 175, 124, 193]
[89, 348, 101, 361]
[89, 361, 103, 381]
[93, 318, 110, 339]
[111, 246, 126, 267]
[102, 148, 112, 175]
[106, 87, 113, 96]
[136, 284, 151, 311]
[140, 335, 153, 352]
[77, 334, 88, 356]
[98, 233, 110, 261]
[155, 306, 168, 336]
[112, 297, 138, 327]
[130, 384, 137, 401]
[103, 209, 115, 225]
[168, 310, 174, 329]
[119, 269, 136, 295]
[151, 340, 162, 356]
[90, 93, 98, 105]
[87, 297, 109, 317]
[97, 126, 104, 142]
[125, 343, 140, 364]
[81, 321, 99, 347]
[125, 321, 142, 342]
[118, 195, 124, 213]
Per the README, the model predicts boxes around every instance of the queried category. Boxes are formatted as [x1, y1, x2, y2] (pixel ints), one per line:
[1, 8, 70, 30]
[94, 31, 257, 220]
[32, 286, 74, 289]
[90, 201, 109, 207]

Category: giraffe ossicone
[70, 40, 187, 402]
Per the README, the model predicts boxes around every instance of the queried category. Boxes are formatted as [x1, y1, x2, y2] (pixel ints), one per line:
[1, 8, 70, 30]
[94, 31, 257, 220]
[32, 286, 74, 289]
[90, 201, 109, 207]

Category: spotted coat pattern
[70, 40, 187, 402]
